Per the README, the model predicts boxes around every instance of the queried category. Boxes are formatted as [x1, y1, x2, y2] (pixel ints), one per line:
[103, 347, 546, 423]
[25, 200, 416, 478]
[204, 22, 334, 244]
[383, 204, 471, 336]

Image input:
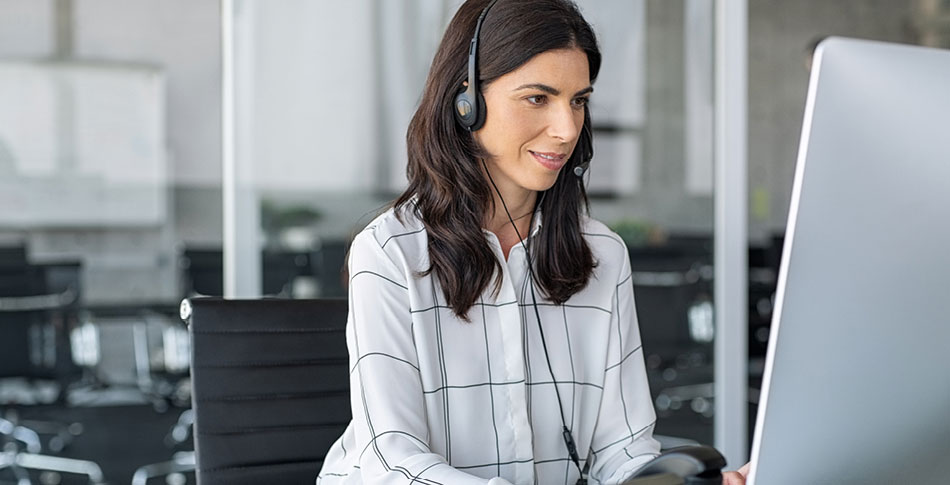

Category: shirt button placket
[500, 243, 534, 484]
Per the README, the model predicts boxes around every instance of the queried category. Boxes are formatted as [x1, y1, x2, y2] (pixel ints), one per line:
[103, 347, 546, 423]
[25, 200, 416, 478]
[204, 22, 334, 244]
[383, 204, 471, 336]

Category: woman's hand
[722, 462, 750, 485]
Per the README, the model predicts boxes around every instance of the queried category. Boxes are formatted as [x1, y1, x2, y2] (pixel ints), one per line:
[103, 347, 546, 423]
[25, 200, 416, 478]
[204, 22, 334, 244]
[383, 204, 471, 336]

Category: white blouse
[318, 206, 660, 485]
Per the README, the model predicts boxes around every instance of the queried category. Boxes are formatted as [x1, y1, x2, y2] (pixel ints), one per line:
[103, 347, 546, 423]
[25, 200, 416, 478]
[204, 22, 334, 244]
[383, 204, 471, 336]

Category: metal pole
[713, 0, 749, 469]
[221, 0, 261, 298]
[53, 0, 74, 59]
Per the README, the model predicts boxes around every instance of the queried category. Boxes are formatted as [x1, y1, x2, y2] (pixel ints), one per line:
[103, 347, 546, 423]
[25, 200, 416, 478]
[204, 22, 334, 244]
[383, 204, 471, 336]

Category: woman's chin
[525, 174, 560, 192]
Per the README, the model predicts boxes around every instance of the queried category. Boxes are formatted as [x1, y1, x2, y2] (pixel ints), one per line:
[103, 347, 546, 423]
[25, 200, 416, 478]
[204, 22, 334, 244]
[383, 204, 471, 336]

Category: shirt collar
[528, 208, 543, 238]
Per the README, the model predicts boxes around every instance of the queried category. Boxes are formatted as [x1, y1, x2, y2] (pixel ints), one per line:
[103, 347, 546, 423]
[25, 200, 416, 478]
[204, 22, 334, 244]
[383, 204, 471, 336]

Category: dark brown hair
[394, 0, 601, 319]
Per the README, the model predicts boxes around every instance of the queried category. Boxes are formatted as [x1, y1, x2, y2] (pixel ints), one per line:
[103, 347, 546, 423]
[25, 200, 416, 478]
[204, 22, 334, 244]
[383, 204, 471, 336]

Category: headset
[461, 2, 593, 483]
[454, 0, 496, 132]
[455, 0, 594, 178]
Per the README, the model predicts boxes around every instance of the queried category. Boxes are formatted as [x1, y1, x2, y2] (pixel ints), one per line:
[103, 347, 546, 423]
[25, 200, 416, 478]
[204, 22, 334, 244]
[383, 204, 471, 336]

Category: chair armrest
[622, 445, 726, 485]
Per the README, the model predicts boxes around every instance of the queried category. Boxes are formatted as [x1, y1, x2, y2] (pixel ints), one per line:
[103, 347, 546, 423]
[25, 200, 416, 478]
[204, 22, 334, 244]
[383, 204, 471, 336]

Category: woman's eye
[526, 95, 547, 105]
[572, 97, 590, 109]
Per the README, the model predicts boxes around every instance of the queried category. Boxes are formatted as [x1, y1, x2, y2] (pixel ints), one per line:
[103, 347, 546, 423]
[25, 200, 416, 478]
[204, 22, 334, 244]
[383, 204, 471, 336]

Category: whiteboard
[0, 61, 167, 226]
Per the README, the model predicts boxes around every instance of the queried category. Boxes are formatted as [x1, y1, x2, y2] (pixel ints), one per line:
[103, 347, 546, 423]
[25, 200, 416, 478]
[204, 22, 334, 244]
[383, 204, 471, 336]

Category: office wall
[0, 0, 221, 303]
[245, 0, 943, 239]
[0, 0, 53, 57]
[1, 0, 221, 186]
[0, 0, 936, 301]
[748, 0, 919, 238]
[71, 0, 222, 186]
[242, 0, 378, 193]
[624, 0, 921, 240]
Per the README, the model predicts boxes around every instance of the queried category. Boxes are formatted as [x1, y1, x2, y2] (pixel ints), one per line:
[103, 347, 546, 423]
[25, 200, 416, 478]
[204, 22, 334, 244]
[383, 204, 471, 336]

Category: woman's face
[474, 47, 591, 198]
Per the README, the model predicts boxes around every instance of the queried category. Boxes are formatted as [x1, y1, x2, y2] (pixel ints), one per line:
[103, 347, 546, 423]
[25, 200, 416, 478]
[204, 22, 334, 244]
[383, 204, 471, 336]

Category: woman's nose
[547, 103, 582, 143]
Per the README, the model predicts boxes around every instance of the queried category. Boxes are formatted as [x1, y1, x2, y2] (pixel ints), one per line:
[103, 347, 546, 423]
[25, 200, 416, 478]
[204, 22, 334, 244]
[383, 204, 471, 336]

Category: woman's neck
[485, 188, 537, 260]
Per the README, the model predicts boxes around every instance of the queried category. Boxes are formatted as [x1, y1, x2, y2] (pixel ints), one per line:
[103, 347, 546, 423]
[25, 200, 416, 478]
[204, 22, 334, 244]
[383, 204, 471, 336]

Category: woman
[318, 1, 746, 483]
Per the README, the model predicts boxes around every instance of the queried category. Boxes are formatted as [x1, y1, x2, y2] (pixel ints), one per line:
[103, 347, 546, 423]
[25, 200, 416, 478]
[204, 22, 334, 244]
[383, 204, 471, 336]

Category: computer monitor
[748, 37, 950, 484]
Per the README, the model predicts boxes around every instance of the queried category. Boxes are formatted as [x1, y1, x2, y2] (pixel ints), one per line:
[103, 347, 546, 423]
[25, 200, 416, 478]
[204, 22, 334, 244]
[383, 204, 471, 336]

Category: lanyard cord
[483, 161, 587, 484]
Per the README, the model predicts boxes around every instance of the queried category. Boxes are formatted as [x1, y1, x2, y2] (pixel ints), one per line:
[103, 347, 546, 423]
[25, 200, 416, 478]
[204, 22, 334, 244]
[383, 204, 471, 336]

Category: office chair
[0, 263, 104, 484]
[0, 245, 27, 266]
[126, 307, 195, 485]
[184, 297, 350, 485]
[627, 238, 717, 442]
[180, 248, 313, 298]
[183, 297, 728, 484]
[748, 236, 783, 359]
[69, 304, 191, 410]
[309, 238, 349, 298]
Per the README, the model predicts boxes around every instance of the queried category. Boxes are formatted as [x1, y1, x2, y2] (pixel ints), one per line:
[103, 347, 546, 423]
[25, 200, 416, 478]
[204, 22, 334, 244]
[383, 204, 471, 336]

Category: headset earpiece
[455, 0, 497, 132]
[454, 89, 486, 131]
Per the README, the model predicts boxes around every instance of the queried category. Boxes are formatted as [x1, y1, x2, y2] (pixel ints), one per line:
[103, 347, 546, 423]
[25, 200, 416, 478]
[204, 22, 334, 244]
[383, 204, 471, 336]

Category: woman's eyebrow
[513, 83, 594, 97]
[574, 86, 594, 96]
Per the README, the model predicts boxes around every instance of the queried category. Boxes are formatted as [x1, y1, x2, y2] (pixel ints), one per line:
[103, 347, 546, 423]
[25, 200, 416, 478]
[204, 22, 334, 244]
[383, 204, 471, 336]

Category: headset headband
[455, 0, 499, 131]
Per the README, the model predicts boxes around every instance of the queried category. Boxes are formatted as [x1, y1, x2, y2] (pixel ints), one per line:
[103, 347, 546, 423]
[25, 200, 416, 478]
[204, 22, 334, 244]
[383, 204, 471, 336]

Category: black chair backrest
[182, 249, 312, 297]
[185, 297, 350, 485]
[0, 244, 27, 267]
[0, 262, 81, 381]
[628, 240, 713, 360]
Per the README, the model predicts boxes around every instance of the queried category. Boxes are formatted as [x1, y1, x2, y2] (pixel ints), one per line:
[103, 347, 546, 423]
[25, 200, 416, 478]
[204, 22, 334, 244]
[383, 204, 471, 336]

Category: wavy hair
[394, 0, 601, 319]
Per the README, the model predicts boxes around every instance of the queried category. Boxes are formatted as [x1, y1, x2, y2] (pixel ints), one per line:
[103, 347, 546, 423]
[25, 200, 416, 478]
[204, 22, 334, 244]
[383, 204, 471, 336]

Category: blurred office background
[1, 0, 948, 483]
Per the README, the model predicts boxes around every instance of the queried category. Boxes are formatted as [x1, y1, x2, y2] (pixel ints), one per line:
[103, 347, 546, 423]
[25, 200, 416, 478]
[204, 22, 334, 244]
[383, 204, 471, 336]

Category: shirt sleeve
[587, 246, 662, 484]
[346, 229, 513, 485]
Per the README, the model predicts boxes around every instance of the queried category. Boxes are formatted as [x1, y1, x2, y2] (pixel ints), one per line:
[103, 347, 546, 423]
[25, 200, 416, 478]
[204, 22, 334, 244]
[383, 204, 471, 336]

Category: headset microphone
[574, 112, 594, 177]
[573, 162, 590, 177]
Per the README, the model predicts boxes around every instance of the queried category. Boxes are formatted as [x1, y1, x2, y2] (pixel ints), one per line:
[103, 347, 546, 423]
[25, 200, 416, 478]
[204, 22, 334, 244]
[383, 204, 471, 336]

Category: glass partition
[1, 0, 943, 482]
[0, 0, 218, 482]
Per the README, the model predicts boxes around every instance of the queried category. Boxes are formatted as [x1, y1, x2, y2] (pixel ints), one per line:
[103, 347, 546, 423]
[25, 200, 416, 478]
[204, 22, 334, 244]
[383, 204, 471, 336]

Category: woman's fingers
[722, 461, 751, 485]
[722, 471, 746, 485]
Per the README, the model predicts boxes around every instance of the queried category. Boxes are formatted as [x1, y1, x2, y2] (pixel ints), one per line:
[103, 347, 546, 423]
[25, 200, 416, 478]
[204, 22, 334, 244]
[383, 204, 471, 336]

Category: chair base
[131, 451, 195, 485]
[0, 450, 105, 484]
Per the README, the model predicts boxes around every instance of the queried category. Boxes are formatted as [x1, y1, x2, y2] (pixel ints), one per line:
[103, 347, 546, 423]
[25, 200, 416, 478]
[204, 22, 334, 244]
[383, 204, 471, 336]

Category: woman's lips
[530, 150, 568, 171]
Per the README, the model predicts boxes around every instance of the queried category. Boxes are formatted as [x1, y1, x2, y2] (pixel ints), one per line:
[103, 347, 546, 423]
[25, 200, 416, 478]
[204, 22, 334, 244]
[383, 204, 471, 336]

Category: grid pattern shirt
[318, 207, 660, 485]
